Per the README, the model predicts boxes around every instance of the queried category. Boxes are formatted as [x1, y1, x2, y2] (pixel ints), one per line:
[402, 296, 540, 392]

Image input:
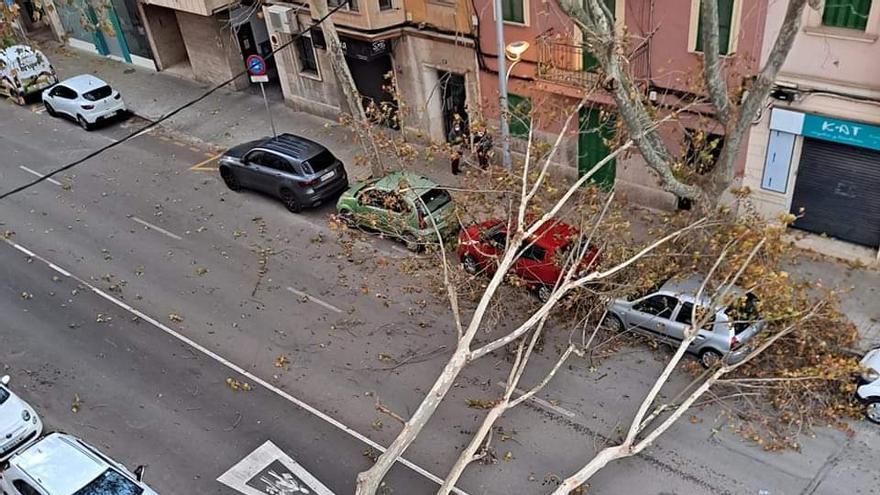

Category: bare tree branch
[699, 0, 731, 122]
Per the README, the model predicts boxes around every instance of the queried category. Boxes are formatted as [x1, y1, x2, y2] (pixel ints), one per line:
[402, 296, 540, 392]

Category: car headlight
[21, 409, 31, 422]
[861, 368, 880, 382]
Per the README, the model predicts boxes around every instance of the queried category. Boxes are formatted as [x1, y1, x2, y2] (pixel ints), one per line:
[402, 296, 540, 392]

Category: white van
[0, 45, 58, 105]
[0, 432, 159, 495]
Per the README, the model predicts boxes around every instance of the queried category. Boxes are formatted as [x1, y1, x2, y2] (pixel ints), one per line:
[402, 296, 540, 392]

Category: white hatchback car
[0, 375, 42, 462]
[858, 347, 880, 424]
[0, 432, 159, 495]
[41, 74, 126, 130]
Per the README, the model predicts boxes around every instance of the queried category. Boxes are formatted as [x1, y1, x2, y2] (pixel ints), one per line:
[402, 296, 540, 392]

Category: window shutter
[695, 0, 734, 54]
[508, 94, 531, 138]
[822, 0, 871, 30]
[502, 0, 524, 23]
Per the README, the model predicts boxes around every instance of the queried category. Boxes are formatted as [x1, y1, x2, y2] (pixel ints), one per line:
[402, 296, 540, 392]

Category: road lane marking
[286, 287, 343, 314]
[191, 153, 222, 171]
[496, 381, 576, 418]
[131, 216, 183, 241]
[0, 237, 470, 495]
[218, 441, 334, 495]
[19, 166, 62, 186]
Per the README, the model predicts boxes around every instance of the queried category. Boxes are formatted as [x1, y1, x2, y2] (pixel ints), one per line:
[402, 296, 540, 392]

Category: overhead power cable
[0, 1, 349, 201]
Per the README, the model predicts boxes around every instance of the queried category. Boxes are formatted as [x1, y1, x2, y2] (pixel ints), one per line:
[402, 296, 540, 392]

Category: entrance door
[578, 107, 616, 190]
[101, 8, 131, 62]
[790, 138, 880, 247]
[346, 53, 398, 129]
[438, 71, 467, 143]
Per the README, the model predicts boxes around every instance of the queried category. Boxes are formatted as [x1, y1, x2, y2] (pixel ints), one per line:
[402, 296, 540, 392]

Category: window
[634, 295, 679, 319]
[296, 36, 319, 76]
[73, 469, 144, 495]
[581, 0, 616, 71]
[488, 230, 508, 249]
[520, 244, 547, 262]
[507, 93, 531, 139]
[501, 0, 524, 24]
[418, 188, 451, 213]
[329, 0, 358, 11]
[305, 150, 336, 173]
[83, 85, 113, 101]
[0, 386, 9, 405]
[822, 0, 871, 30]
[694, 0, 735, 55]
[379, 0, 393, 10]
[244, 150, 266, 165]
[263, 153, 292, 173]
[13, 480, 42, 495]
[674, 302, 716, 328]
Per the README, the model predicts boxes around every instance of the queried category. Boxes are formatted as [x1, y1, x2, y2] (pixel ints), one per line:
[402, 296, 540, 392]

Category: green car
[336, 171, 457, 251]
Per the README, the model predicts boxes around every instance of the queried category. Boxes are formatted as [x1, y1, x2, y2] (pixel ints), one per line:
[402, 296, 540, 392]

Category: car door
[383, 192, 412, 237]
[260, 153, 297, 196]
[515, 242, 551, 284]
[247, 150, 287, 194]
[625, 294, 680, 342]
[478, 229, 507, 273]
[47, 85, 76, 117]
[355, 188, 390, 230]
[238, 150, 269, 190]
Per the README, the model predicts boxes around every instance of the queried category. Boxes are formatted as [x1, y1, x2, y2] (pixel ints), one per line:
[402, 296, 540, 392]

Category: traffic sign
[250, 74, 269, 83]
[246, 55, 267, 76]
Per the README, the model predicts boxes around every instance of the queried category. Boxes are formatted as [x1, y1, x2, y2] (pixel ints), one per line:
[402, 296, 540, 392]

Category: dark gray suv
[218, 134, 348, 212]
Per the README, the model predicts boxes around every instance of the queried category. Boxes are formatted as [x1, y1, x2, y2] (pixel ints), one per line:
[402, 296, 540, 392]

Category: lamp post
[496, 37, 530, 170]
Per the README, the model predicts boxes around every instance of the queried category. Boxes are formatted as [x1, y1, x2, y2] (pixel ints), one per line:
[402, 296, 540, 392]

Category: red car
[457, 219, 600, 301]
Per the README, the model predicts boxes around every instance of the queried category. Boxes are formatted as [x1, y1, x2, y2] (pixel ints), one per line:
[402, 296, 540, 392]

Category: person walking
[448, 114, 467, 175]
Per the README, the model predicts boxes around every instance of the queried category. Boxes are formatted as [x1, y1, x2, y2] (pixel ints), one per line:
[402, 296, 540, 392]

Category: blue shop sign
[801, 114, 880, 152]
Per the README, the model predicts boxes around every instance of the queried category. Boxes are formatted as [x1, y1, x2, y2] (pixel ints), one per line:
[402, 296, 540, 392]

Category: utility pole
[494, 0, 511, 169]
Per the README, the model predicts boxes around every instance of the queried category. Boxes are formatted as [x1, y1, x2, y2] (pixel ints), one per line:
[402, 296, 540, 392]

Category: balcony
[141, 0, 236, 16]
[536, 36, 649, 90]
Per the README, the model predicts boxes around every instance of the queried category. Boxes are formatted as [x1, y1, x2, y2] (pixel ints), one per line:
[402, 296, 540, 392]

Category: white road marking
[218, 441, 334, 495]
[131, 216, 183, 241]
[496, 381, 576, 418]
[18, 166, 62, 186]
[286, 287, 343, 314]
[1, 237, 469, 495]
[132, 127, 154, 138]
[48, 263, 71, 277]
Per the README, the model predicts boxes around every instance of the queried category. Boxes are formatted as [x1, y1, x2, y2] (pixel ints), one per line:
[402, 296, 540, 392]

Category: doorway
[438, 71, 467, 143]
[346, 53, 398, 129]
[578, 107, 616, 190]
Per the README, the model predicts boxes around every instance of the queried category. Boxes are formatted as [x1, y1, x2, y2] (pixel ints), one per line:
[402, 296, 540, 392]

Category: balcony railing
[536, 37, 650, 89]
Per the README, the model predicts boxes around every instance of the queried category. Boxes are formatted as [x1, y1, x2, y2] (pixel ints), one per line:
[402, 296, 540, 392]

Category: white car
[858, 347, 880, 424]
[0, 433, 159, 495]
[41, 74, 126, 130]
[0, 375, 42, 462]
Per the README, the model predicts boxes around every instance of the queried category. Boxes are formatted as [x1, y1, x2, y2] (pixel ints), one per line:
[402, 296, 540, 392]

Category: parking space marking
[286, 287, 343, 314]
[218, 441, 335, 495]
[19, 166, 62, 186]
[191, 153, 222, 172]
[1, 237, 470, 495]
[496, 381, 576, 418]
[131, 216, 183, 241]
[31, 105, 46, 114]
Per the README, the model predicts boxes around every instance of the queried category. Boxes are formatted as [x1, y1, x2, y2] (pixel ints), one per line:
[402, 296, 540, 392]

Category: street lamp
[497, 39, 529, 169]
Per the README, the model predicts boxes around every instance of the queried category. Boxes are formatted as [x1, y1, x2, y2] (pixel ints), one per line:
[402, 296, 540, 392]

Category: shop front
[56, 0, 155, 69]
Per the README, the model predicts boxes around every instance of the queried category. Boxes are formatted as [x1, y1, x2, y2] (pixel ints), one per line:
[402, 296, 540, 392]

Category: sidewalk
[39, 41, 880, 351]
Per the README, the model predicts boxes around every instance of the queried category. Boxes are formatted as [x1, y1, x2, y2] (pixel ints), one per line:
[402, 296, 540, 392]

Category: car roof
[660, 275, 747, 306]
[372, 172, 439, 198]
[260, 133, 326, 160]
[61, 74, 109, 93]
[1, 45, 41, 58]
[530, 220, 578, 249]
[12, 433, 108, 495]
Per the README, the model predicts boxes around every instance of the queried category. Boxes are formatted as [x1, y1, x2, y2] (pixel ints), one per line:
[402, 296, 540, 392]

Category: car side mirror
[134, 465, 146, 482]
[0, 375, 9, 386]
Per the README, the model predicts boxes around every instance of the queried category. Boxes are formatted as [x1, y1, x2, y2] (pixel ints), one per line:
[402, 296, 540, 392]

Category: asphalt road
[1, 100, 878, 495]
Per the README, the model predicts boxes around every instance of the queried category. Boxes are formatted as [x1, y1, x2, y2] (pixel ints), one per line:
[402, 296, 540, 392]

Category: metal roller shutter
[790, 138, 880, 247]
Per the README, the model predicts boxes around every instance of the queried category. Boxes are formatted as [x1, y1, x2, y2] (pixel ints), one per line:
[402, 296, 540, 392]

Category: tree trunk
[310, 0, 384, 177]
[551, 445, 630, 495]
[437, 402, 507, 495]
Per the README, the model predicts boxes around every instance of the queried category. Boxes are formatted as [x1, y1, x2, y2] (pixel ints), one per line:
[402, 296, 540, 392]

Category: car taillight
[297, 178, 318, 186]
[81, 104, 95, 110]
[730, 335, 739, 348]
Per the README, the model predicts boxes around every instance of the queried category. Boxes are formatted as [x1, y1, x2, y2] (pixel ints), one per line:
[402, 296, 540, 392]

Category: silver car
[0, 375, 43, 461]
[605, 275, 763, 368]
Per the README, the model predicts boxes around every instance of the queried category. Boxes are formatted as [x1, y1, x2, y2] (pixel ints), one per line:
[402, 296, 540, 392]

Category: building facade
[475, 0, 768, 210]
[266, 0, 479, 144]
[52, 0, 155, 68]
[742, 0, 880, 262]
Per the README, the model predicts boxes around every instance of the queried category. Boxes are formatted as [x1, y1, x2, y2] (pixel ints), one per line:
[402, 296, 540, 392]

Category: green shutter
[578, 107, 616, 190]
[822, 0, 871, 30]
[695, 0, 734, 55]
[502, 0, 524, 23]
[582, 0, 615, 71]
[508, 94, 531, 139]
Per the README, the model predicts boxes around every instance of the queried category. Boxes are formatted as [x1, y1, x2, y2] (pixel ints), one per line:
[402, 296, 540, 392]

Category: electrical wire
[0, 0, 350, 202]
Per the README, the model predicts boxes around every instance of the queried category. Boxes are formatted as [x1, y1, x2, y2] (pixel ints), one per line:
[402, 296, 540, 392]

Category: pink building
[473, 0, 768, 209]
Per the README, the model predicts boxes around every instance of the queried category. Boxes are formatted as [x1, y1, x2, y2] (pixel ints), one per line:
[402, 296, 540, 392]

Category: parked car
[0, 375, 42, 462]
[458, 218, 600, 302]
[41, 75, 126, 130]
[857, 347, 880, 424]
[336, 171, 456, 251]
[218, 133, 348, 213]
[0, 432, 158, 495]
[0, 45, 57, 105]
[605, 275, 764, 368]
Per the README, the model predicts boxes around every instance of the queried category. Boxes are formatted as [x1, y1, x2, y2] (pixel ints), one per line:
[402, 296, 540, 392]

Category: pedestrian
[474, 129, 494, 169]
[448, 114, 466, 175]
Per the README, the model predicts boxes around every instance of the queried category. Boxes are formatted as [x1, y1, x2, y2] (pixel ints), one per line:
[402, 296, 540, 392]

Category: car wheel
[280, 189, 302, 213]
[603, 313, 624, 333]
[461, 254, 480, 275]
[402, 233, 422, 252]
[865, 398, 880, 425]
[699, 348, 723, 369]
[220, 168, 241, 191]
[534, 284, 553, 303]
[77, 115, 91, 131]
[338, 208, 356, 227]
[44, 102, 56, 117]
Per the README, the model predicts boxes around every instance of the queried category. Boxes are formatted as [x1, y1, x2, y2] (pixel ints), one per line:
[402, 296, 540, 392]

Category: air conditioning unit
[266, 5, 295, 34]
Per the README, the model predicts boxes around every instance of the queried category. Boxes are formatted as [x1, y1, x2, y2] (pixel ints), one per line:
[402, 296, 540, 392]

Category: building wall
[176, 11, 248, 89]
[319, 0, 406, 32]
[139, 4, 187, 70]
[405, 0, 470, 33]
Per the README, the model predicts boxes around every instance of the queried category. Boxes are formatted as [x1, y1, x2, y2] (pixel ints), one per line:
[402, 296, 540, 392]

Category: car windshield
[73, 469, 143, 495]
[0, 387, 8, 405]
[83, 86, 113, 102]
[418, 188, 451, 213]
[305, 150, 336, 173]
